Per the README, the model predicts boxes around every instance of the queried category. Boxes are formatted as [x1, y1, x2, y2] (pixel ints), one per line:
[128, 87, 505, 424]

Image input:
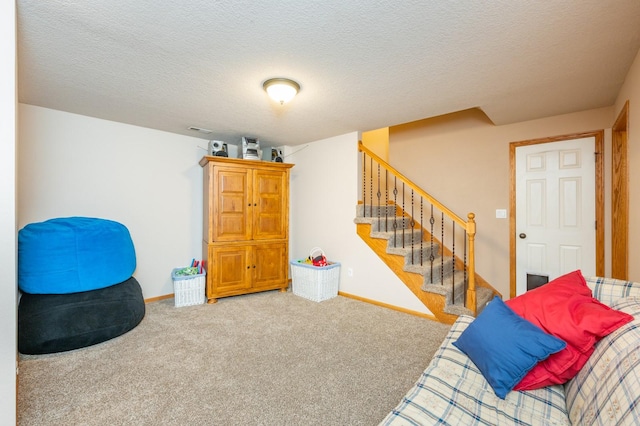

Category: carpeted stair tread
[368, 228, 422, 242]
[405, 256, 456, 282]
[353, 216, 413, 232]
[443, 287, 494, 317]
[356, 204, 398, 217]
[422, 270, 468, 294]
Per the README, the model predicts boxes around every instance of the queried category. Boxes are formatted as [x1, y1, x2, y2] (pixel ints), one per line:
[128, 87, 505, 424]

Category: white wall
[0, 0, 17, 422]
[18, 105, 205, 299]
[288, 133, 432, 314]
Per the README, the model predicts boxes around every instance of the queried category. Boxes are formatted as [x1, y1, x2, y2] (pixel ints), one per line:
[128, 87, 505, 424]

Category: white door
[515, 137, 596, 295]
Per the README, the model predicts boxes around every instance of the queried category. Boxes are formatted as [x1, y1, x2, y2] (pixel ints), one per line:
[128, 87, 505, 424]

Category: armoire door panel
[253, 242, 288, 289]
[213, 167, 251, 241]
[209, 246, 252, 294]
[253, 170, 288, 240]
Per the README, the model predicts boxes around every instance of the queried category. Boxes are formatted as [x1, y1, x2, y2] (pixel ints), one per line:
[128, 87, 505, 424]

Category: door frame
[509, 131, 604, 298]
[611, 101, 629, 279]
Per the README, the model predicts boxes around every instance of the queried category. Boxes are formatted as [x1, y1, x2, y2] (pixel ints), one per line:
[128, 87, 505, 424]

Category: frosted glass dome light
[263, 78, 300, 105]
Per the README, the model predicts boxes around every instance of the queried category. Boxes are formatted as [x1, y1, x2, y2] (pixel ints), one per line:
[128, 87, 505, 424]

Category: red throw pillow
[505, 270, 633, 390]
[512, 343, 593, 390]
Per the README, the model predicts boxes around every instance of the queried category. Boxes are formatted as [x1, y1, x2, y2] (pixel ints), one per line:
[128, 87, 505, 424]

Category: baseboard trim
[337, 291, 440, 322]
[144, 294, 174, 303]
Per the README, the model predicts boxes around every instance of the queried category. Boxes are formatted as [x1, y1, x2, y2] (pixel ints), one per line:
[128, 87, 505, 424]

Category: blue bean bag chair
[18, 217, 136, 294]
[18, 277, 145, 355]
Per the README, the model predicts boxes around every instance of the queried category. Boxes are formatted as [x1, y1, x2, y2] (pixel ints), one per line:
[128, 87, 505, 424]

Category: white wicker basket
[290, 260, 340, 302]
[171, 268, 206, 307]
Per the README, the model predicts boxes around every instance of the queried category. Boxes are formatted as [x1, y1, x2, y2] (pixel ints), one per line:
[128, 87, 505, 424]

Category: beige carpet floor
[18, 290, 451, 426]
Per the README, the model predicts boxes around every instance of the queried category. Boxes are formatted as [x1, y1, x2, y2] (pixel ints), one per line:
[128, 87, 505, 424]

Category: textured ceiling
[17, 1, 640, 147]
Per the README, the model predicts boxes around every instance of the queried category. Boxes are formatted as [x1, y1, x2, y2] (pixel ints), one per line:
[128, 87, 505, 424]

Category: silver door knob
[519, 233, 526, 239]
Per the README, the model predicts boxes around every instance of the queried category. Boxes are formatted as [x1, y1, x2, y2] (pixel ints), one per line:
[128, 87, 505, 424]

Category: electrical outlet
[347, 268, 354, 277]
[496, 209, 507, 219]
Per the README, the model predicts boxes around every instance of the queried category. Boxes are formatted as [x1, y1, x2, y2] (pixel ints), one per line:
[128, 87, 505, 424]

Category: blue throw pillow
[452, 296, 566, 399]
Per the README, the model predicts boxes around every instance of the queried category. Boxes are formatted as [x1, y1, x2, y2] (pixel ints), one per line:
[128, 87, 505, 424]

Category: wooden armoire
[199, 156, 293, 303]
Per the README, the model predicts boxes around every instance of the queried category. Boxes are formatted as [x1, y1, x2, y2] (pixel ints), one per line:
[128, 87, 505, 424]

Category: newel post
[466, 213, 477, 316]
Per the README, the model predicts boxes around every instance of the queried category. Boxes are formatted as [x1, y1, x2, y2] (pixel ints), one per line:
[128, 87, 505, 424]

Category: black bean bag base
[19, 277, 145, 355]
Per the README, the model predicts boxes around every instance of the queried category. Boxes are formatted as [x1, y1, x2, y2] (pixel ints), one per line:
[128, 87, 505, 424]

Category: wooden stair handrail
[359, 141, 467, 229]
[359, 141, 477, 316]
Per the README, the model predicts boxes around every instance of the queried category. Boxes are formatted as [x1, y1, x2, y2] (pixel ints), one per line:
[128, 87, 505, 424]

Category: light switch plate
[496, 209, 507, 219]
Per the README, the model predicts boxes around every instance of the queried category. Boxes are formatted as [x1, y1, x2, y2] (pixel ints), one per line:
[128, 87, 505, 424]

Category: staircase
[356, 142, 498, 324]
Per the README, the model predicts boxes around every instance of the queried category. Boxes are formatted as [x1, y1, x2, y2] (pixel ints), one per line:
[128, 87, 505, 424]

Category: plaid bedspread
[379, 315, 570, 426]
[380, 275, 640, 425]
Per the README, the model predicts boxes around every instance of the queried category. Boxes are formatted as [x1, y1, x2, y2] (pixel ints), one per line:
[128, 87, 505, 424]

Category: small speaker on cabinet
[208, 140, 228, 157]
[271, 148, 284, 162]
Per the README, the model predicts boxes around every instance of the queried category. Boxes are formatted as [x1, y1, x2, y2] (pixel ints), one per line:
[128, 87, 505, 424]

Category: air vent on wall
[187, 126, 213, 134]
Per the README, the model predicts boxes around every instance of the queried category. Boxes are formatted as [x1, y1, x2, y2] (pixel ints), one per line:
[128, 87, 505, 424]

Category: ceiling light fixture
[263, 78, 300, 105]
